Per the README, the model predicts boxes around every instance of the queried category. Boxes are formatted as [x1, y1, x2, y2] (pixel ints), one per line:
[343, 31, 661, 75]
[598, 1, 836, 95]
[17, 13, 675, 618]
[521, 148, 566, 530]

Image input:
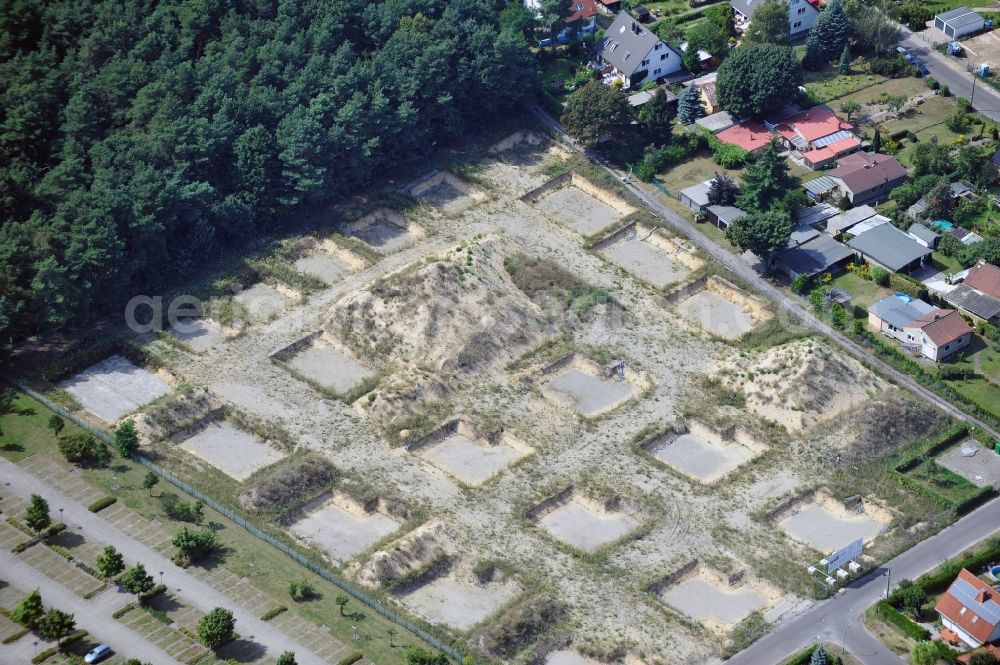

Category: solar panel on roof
[951, 578, 1000, 626]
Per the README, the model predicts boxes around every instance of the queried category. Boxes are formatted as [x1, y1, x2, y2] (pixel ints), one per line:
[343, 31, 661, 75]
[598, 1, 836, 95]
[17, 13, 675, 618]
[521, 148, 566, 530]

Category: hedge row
[893, 423, 969, 474]
[31, 630, 88, 663]
[875, 600, 931, 640]
[260, 605, 287, 621]
[891, 539, 1000, 600]
[1, 628, 28, 645]
[139, 584, 166, 604]
[88, 496, 117, 512]
[112, 602, 136, 619]
[336, 652, 363, 665]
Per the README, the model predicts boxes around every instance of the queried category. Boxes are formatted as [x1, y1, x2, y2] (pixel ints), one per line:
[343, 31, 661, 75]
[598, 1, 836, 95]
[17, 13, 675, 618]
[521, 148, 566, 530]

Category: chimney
[977, 588, 990, 603]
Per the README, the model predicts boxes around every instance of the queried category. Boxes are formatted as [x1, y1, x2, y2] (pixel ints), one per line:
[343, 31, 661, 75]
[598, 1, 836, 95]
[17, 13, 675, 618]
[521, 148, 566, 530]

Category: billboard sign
[827, 537, 863, 574]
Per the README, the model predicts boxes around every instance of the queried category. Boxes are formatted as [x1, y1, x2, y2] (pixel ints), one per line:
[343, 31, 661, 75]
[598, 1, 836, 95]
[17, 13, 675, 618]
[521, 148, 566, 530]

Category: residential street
[0, 548, 183, 664]
[530, 107, 1000, 664]
[0, 456, 328, 665]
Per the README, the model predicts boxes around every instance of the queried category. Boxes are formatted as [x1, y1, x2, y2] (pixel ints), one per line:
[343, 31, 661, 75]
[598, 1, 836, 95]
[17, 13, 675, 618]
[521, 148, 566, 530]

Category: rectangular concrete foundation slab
[286, 345, 374, 394]
[294, 253, 351, 285]
[58, 355, 170, 422]
[422, 434, 528, 485]
[536, 186, 622, 235]
[179, 422, 286, 481]
[599, 237, 692, 288]
[676, 290, 755, 339]
[400, 577, 514, 630]
[545, 651, 601, 665]
[937, 441, 1000, 488]
[170, 318, 226, 352]
[539, 500, 639, 552]
[546, 368, 636, 417]
[290, 500, 401, 564]
[648, 433, 756, 483]
[778, 499, 887, 553]
[234, 283, 291, 320]
[660, 573, 768, 626]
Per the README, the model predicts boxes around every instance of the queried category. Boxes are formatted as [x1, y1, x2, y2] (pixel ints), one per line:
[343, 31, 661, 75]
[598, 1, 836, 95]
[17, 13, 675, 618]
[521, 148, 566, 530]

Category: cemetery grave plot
[289, 492, 402, 564]
[538, 355, 647, 417]
[293, 240, 366, 285]
[409, 170, 487, 214]
[345, 208, 427, 254]
[545, 651, 602, 665]
[58, 354, 171, 422]
[672, 276, 770, 340]
[642, 421, 766, 483]
[397, 563, 521, 631]
[936, 440, 1000, 488]
[408, 419, 533, 486]
[275, 332, 375, 396]
[657, 564, 781, 631]
[169, 317, 228, 353]
[773, 491, 893, 554]
[233, 282, 295, 321]
[531, 488, 642, 553]
[595, 222, 704, 288]
[178, 419, 286, 481]
[532, 174, 636, 236]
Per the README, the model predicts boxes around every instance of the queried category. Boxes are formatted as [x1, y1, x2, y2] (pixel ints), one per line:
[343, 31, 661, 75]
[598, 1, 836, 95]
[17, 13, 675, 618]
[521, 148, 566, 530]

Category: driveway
[0, 456, 328, 665]
[0, 548, 183, 664]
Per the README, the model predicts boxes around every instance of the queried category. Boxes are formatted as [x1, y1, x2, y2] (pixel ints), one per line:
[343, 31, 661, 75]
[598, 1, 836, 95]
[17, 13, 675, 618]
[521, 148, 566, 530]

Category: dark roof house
[827, 152, 908, 205]
[847, 223, 932, 273]
[774, 233, 854, 279]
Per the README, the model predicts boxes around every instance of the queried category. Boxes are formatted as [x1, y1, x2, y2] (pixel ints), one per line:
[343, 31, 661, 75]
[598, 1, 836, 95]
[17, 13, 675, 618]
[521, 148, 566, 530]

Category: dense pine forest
[0, 0, 535, 346]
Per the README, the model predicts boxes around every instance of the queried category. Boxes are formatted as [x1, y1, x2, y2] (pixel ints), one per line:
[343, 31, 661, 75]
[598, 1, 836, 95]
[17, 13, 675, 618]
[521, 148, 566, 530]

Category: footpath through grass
[0, 389, 423, 665]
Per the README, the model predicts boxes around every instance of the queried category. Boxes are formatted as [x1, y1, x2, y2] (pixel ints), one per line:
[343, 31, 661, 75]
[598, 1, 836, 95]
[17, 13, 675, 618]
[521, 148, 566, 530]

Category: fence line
[1, 373, 464, 663]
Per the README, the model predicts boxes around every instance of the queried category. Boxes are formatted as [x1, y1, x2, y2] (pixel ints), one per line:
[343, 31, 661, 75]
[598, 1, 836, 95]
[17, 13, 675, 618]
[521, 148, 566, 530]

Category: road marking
[964, 43, 978, 55]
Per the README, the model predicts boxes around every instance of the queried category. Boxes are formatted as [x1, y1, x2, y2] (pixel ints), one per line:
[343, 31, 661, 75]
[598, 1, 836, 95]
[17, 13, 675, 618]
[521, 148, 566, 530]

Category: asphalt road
[529, 106, 1000, 664]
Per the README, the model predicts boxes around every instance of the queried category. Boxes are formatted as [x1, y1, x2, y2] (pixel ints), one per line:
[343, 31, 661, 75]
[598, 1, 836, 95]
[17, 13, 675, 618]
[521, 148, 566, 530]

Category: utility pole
[885, 568, 891, 598]
[971, 63, 980, 106]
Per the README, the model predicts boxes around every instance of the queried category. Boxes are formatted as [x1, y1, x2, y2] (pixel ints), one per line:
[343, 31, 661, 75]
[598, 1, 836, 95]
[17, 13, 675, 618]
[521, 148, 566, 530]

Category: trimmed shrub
[336, 652, 363, 665]
[88, 496, 117, 513]
[260, 606, 287, 621]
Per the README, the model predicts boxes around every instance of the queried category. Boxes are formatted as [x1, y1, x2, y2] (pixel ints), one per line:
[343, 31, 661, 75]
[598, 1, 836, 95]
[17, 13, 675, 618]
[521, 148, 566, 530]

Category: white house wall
[638, 43, 683, 82]
[789, 0, 819, 35]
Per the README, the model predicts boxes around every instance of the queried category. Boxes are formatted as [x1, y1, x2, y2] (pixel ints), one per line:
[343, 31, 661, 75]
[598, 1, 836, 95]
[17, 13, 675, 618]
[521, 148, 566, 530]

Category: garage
[934, 6, 986, 40]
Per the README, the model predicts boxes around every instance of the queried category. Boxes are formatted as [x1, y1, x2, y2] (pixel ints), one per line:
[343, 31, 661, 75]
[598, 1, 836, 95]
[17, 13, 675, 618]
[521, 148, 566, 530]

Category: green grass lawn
[826, 77, 930, 116]
[879, 96, 957, 135]
[931, 252, 964, 274]
[830, 271, 891, 314]
[656, 150, 742, 193]
[803, 68, 885, 104]
[0, 390, 428, 665]
[950, 376, 1000, 419]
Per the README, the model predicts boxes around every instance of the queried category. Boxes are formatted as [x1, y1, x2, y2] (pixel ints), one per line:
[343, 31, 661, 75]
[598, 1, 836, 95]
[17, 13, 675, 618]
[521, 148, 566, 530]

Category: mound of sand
[357, 520, 459, 588]
[719, 340, 885, 431]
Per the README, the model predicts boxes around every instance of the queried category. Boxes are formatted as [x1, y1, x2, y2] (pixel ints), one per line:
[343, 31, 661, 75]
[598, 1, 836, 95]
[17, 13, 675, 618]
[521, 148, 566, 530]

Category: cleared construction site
[41, 128, 959, 664]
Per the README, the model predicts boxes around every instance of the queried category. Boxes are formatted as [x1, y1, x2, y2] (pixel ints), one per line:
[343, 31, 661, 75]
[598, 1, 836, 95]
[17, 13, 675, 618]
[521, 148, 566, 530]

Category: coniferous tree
[871, 129, 882, 153]
[810, 646, 829, 665]
[839, 44, 852, 74]
[707, 173, 739, 206]
[677, 85, 706, 125]
[638, 89, 676, 144]
[735, 141, 796, 211]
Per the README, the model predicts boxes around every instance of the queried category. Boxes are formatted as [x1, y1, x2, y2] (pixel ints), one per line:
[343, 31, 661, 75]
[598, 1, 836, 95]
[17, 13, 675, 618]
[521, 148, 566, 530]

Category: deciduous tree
[121, 563, 155, 598]
[25, 493, 50, 532]
[560, 81, 633, 145]
[717, 44, 803, 118]
[197, 607, 236, 649]
[37, 609, 75, 643]
[11, 590, 44, 628]
[113, 419, 139, 458]
[744, 0, 789, 44]
[96, 545, 125, 579]
[725, 209, 795, 264]
[143, 471, 159, 496]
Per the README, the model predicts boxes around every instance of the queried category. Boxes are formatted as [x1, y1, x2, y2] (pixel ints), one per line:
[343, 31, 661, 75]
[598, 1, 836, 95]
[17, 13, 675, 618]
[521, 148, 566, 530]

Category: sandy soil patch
[346, 208, 427, 254]
[537, 186, 623, 236]
[179, 421, 286, 481]
[539, 355, 649, 417]
[719, 339, 885, 432]
[59, 355, 171, 423]
[937, 441, 1000, 488]
[409, 171, 487, 214]
[290, 493, 401, 564]
[234, 283, 293, 321]
[775, 491, 892, 553]
[644, 421, 766, 483]
[400, 574, 519, 631]
[285, 339, 374, 395]
[169, 318, 228, 353]
[358, 521, 458, 588]
[659, 567, 781, 631]
[545, 651, 601, 665]
[415, 422, 532, 486]
[597, 223, 704, 288]
[535, 491, 641, 553]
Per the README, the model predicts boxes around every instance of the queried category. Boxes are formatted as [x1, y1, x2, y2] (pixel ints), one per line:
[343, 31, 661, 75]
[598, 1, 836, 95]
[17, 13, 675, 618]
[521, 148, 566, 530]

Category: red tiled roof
[934, 569, 1000, 645]
[783, 107, 853, 142]
[966, 259, 1000, 299]
[566, 0, 600, 23]
[716, 122, 771, 152]
[908, 309, 973, 346]
[803, 136, 862, 164]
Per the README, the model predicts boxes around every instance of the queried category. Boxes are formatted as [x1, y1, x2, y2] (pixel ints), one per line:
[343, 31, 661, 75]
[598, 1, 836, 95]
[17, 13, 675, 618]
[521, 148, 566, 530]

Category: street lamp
[159, 571, 163, 586]
[971, 63, 981, 106]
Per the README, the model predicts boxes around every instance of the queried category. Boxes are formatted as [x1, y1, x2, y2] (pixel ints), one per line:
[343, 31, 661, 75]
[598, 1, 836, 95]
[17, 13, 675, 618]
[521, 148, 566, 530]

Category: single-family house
[965, 259, 1000, 299]
[773, 106, 855, 153]
[679, 179, 714, 211]
[774, 234, 854, 279]
[908, 223, 940, 249]
[847, 223, 932, 274]
[732, 0, 819, 36]
[934, 569, 1000, 648]
[945, 259, 1000, 325]
[802, 136, 863, 170]
[935, 7, 986, 40]
[598, 0, 621, 11]
[706, 204, 747, 229]
[685, 72, 721, 114]
[596, 12, 683, 89]
[716, 121, 772, 154]
[529, 0, 600, 44]
[826, 152, 908, 206]
[824, 205, 879, 237]
[869, 295, 973, 360]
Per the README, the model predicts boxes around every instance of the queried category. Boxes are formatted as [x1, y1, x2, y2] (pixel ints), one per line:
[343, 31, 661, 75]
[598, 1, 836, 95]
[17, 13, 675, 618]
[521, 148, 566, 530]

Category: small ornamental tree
[113, 419, 139, 457]
[121, 563, 155, 598]
[810, 645, 829, 665]
[47, 415, 65, 436]
[838, 44, 852, 74]
[143, 470, 159, 496]
[336, 595, 349, 615]
[25, 493, 51, 532]
[707, 172, 739, 206]
[37, 608, 75, 644]
[677, 85, 705, 125]
[841, 100, 860, 122]
[871, 129, 882, 154]
[277, 652, 297, 665]
[197, 607, 236, 649]
[11, 589, 44, 628]
[96, 545, 126, 579]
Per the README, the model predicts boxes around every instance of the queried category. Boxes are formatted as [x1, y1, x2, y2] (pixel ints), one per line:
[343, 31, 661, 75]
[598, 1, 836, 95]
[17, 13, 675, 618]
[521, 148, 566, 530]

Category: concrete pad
[290, 498, 400, 564]
[409, 171, 485, 214]
[294, 253, 351, 285]
[599, 236, 691, 288]
[546, 368, 636, 417]
[234, 283, 291, 320]
[545, 651, 600, 665]
[660, 572, 768, 627]
[647, 432, 757, 483]
[676, 290, 755, 339]
[400, 577, 515, 630]
[169, 318, 226, 352]
[286, 345, 374, 394]
[539, 499, 640, 552]
[179, 421, 286, 481]
[422, 433, 530, 486]
[536, 185, 622, 235]
[937, 441, 1000, 488]
[58, 355, 170, 422]
[777, 494, 889, 553]
[347, 208, 425, 253]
